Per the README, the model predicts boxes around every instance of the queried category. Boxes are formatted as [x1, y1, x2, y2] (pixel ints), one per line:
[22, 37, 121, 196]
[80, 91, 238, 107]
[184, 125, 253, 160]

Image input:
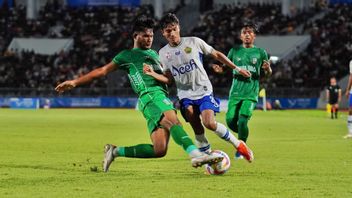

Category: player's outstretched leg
[103, 144, 116, 172]
[161, 110, 223, 168]
[213, 124, 253, 162]
[201, 109, 254, 163]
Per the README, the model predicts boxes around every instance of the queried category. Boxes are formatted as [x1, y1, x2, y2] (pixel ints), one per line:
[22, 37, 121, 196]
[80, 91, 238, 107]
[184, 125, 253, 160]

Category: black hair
[132, 15, 156, 34]
[241, 22, 259, 33]
[159, 13, 179, 30]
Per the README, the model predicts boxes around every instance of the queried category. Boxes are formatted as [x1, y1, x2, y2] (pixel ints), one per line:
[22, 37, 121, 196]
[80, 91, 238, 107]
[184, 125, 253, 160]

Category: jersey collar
[168, 38, 183, 48]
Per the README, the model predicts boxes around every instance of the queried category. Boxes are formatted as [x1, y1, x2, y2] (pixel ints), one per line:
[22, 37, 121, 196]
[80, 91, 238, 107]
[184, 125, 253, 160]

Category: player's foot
[103, 144, 116, 172]
[191, 153, 223, 168]
[236, 141, 254, 162]
[234, 151, 244, 160]
[343, 134, 352, 139]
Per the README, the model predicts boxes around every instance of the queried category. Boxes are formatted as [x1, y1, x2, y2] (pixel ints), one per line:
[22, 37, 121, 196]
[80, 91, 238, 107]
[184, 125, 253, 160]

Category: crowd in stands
[0, 2, 153, 91]
[191, 3, 319, 54]
[271, 4, 352, 88]
[0, 2, 351, 96]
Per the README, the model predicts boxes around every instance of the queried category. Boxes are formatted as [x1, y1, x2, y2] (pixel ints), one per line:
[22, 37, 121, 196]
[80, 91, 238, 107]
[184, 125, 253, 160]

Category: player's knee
[161, 118, 181, 130]
[203, 120, 216, 131]
[153, 145, 167, 157]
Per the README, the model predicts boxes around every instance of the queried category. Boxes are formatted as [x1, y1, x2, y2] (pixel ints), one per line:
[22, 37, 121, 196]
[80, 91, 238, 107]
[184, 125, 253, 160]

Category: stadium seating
[0, 2, 351, 97]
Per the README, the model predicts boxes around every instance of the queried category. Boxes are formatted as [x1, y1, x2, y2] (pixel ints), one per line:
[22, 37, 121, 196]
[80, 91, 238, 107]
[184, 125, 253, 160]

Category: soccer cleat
[234, 151, 244, 160]
[343, 134, 352, 139]
[191, 152, 223, 168]
[103, 144, 116, 172]
[236, 141, 254, 162]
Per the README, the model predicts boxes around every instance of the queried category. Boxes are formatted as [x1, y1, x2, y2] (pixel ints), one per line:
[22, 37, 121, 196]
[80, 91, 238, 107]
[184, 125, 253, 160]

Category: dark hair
[241, 22, 259, 33]
[132, 15, 156, 33]
[159, 13, 179, 30]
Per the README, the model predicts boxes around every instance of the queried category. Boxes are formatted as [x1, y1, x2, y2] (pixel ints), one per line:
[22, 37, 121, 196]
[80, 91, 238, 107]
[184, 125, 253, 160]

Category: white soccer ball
[205, 150, 231, 175]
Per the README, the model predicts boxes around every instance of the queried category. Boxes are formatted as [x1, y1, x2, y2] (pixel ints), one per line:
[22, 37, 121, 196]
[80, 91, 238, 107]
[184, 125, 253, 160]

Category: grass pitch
[0, 109, 351, 198]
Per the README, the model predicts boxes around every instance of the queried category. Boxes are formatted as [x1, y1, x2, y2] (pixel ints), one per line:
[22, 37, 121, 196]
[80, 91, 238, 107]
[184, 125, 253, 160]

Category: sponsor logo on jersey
[175, 50, 181, 55]
[166, 52, 171, 59]
[171, 59, 198, 76]
[238, 65, 256, 73]
[184, 47, 192, 54]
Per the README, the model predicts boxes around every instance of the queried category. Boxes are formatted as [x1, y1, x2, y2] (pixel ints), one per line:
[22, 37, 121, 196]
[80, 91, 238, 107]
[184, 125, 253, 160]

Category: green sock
[238, 115, 249, 142]
[170, 125, 197, 154]
[116, 144, 156, 158]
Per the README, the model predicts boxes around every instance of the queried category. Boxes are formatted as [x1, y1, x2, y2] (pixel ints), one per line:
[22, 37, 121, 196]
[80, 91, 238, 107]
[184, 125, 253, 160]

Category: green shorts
[226, 99, 256, 121]
[138, 91, 175, 134]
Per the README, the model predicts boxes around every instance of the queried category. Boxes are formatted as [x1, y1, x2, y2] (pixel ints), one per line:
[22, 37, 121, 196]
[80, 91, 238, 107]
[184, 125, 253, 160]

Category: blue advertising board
[0, 97, 318, 109]
[67, 0, 140, 7]
[9, 98, 40, 109]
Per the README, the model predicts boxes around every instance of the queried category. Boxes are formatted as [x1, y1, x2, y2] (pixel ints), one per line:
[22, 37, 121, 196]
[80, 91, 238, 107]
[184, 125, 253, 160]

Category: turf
[0, 109, 351, 198]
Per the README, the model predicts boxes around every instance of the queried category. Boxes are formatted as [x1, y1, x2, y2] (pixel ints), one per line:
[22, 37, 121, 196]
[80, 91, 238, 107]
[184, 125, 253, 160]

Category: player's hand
[55, 80, 76, 93]
[212, 64, 224, 73]
[143, 63, 155, 76]
[238, 69, 251, 78]
[345, 90, 350, 98]
[262, 60, 271, 70]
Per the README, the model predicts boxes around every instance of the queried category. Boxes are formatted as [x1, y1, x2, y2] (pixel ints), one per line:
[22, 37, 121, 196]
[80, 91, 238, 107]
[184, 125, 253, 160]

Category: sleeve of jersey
[262, 49, 269, 61]
[350, 60, 352, 74]
[227, 48, 233, 61]
[196, 37, 214, 55]
[112, 51, 126, 68]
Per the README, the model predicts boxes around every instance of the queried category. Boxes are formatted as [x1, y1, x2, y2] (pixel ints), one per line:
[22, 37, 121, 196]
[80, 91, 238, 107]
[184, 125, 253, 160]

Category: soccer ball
[205, 150, 231, 175]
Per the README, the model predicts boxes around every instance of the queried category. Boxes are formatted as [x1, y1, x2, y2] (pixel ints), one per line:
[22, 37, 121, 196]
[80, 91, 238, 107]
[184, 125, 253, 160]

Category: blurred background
[0, 0, 351, 109]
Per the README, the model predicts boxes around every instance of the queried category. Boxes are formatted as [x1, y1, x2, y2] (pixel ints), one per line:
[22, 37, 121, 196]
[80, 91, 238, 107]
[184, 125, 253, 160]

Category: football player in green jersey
[213, 23, 272, 159]
[55, 16, 223, 172]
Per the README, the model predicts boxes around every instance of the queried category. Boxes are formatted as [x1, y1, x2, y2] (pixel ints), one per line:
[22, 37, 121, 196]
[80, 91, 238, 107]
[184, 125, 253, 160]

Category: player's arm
[338, 88, 342, 102]
[210, 50, 251, 77]
[261, 49, 272, 77]
[143, 64, 173, 85]
[55, 62, 118, 93]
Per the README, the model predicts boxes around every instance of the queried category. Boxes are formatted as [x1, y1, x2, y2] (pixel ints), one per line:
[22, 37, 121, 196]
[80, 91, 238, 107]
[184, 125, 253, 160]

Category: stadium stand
[0, 2, 351, 98]
[0, 2, 154, 95]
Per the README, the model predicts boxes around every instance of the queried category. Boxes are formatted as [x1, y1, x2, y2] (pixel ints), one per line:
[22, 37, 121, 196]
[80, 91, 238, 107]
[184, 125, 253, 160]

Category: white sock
[348, 115, 352, 134]
[195, 134, 211, 153]
[214, 122, 241, 148]
[189, 148, 204, 158]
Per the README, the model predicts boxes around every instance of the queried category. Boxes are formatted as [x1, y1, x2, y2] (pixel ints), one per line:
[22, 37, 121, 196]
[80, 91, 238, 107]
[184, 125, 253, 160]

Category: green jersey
[113, 48, 167, 97]
[227, 45, 268, 102]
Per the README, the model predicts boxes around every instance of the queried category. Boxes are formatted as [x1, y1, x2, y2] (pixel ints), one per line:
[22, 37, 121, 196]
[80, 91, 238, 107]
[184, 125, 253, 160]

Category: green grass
[0, 109, 351, 198]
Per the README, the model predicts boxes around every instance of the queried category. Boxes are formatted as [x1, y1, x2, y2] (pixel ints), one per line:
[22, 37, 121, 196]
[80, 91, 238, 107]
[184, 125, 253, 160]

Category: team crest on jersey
[184, 47, 192, 54]
[252, 57, 257, 64]
[175, 50, 181, 55]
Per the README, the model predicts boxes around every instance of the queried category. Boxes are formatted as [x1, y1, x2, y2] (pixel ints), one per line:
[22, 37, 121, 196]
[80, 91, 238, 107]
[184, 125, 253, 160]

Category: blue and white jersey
[159, 37, 214, 100]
